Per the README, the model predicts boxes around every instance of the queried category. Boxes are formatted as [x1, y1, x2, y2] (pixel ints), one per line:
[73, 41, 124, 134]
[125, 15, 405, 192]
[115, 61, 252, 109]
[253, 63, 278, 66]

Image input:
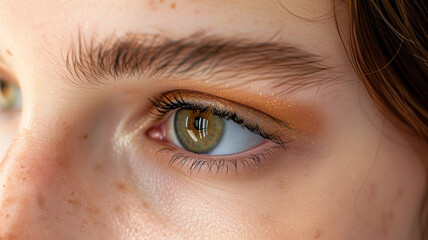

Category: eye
[145, 90, 294, 175]
[0, 78, 22, 161]
[167, 109, 265, 155]
[0, 79, 22, 111]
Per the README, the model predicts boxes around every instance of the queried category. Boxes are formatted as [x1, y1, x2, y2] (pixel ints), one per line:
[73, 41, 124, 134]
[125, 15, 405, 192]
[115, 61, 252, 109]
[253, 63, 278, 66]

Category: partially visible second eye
[166, 109, 266, 155]
[0, 79, 22, 111]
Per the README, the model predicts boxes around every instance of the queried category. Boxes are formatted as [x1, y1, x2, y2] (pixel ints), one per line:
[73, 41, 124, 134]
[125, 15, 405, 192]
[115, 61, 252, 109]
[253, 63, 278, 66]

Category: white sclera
[167, 111, 265, 156]
[208, 119, 264, 155]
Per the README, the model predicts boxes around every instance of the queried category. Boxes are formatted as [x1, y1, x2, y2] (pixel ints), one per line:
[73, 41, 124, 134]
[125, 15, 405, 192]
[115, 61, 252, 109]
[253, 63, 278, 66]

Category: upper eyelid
[149, 90, 295, 147]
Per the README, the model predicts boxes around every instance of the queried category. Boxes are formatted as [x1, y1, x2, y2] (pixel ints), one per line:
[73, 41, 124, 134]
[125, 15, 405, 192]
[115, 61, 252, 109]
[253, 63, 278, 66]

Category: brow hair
[62, 32, 335, 92]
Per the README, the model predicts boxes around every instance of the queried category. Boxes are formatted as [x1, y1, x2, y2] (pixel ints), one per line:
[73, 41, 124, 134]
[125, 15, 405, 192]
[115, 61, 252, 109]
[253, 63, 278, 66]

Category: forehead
[0, 0, 335, 44]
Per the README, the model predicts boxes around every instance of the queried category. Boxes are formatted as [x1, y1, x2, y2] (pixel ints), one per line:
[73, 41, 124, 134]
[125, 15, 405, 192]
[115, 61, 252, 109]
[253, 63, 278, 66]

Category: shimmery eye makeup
[145, 90, 297, 176]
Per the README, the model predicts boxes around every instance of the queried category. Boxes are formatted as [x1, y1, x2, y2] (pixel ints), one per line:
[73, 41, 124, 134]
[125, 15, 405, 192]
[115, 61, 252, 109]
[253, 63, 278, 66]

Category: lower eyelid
[152, 141, 284, 179]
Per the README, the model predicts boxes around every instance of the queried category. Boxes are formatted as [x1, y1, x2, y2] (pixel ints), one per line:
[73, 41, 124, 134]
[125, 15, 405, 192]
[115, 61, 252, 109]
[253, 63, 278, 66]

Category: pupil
[193, 117, 203, 130]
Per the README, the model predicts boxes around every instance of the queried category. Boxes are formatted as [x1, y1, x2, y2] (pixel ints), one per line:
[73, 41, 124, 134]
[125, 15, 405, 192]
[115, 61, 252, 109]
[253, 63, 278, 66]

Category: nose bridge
[0, 121, 75, 238]
[1, 122, 72, 186]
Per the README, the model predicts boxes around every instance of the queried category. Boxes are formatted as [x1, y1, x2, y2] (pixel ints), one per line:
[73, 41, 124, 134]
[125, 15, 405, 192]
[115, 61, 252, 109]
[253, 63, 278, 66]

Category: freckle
[142, 200, 150, 209]
[70, 192, 75, 196]
[6, 49, 13, 56]
[113, 205, 122, 213]
[67, 198, 82, 208]
[385, 211, 394, 220]
[159, 0, 163, 3]
[5, 214, 10, 218]
[37, 194, 46, 209]
[148, 0, 158, 10]
[79, 133, 88, 140]
[314, 229, 323, 239]
[93, 163, 103, 173]
[116, 182, 127, 192]
[86, 205, 100, 216]
[397, 189, 404, 198]
[170, 3, 176, 9]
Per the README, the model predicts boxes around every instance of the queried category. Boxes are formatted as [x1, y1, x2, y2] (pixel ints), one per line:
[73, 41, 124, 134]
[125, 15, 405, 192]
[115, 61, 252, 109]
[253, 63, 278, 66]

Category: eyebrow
[62, 32, 334, 92]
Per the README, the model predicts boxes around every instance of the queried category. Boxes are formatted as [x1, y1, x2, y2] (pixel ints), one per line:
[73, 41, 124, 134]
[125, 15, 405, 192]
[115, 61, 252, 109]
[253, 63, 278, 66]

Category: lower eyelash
[165, 148, 276, 175]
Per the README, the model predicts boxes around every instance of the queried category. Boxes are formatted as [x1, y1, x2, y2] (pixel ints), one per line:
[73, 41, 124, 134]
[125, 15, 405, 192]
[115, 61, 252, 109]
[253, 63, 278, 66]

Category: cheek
[351, 136, 426, 237]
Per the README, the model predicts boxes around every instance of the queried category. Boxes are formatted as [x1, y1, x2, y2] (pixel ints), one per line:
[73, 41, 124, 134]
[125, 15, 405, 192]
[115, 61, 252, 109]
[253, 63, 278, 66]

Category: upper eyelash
[148, 92, 287, 148]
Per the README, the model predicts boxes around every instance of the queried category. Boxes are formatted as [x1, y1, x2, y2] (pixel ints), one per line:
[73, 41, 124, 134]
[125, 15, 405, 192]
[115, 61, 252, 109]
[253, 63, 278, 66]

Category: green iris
[174, 109, 225, 154]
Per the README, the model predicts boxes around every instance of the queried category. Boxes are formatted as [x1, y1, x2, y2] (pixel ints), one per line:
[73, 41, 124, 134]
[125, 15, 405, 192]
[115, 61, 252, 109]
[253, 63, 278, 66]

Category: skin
[0, 0, 427, 239]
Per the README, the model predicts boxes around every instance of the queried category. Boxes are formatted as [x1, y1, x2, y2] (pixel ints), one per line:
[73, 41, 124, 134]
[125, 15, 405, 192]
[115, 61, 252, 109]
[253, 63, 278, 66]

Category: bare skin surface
[0, 0, 426, 239]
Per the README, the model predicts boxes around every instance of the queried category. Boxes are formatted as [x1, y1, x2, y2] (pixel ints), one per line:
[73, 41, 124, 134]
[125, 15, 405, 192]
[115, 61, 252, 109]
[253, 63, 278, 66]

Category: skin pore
[0, 0, 427, 239]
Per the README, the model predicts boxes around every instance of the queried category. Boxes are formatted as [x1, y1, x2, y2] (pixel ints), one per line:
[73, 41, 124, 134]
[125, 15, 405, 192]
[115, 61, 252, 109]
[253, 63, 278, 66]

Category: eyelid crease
[149, 89, 297, 148]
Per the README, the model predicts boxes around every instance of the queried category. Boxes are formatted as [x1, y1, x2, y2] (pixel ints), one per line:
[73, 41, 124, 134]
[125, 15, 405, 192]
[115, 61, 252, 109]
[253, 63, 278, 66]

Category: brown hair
[344, 0, 427, 140]
[341, 0, 428, 238]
